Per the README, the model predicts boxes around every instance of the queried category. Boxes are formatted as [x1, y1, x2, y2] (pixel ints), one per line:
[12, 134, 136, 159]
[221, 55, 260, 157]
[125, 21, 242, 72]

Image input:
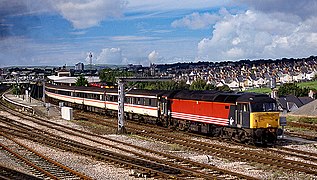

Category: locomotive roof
[170, 90, 240, 103]
[170, 90, 275, 104]
[236, 93, 276, 103]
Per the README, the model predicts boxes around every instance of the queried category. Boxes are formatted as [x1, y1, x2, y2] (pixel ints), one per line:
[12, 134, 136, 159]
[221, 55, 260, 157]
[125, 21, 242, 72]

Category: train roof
[236, 93, 276, 103]
[46, 83, 106, 92]
[46, 83, 167, 96]
[169, 90, 239, 103]
[46, 84, 275, 103]
[169, 90, 275, 104]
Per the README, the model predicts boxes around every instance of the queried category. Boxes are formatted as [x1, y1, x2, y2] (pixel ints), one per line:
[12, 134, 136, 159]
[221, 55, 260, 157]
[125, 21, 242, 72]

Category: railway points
[1, 85, 317, 179]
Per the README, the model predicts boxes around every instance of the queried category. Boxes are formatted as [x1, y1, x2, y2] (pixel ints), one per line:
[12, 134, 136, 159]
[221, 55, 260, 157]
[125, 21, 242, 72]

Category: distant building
[57, 69, 71, 77]
[75, 62, 84, 71]
[47, 75, 100, 86]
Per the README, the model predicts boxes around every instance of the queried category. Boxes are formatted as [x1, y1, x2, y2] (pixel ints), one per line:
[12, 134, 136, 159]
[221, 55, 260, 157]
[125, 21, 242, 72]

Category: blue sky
[1, 0, 317, 67]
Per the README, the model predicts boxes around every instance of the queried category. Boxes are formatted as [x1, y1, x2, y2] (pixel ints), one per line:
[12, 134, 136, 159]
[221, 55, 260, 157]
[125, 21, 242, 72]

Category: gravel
[1, 109, 317, 179]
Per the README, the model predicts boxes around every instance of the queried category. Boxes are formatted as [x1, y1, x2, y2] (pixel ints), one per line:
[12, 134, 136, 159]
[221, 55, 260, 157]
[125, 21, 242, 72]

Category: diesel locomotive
[45, 84, 281, 145]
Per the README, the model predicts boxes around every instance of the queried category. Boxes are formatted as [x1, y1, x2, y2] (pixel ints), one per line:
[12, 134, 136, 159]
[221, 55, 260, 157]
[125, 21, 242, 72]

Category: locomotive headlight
[267, 124, 271, 127]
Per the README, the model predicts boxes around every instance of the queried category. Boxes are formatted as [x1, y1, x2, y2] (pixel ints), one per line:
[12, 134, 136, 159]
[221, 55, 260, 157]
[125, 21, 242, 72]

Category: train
[45, 83, 281, 145]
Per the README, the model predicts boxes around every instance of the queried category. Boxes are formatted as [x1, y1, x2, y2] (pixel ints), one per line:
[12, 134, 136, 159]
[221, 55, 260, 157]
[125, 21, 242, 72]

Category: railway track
[2, 93, 317, 178]
[0, 132, 90, 180]
[284, 131, 317, 141]
[0, 106, 254, 179]
[0, 165, 41, 180]
[288, 121, 317, 131]
[283, 121, 317, 140]
[76, 112, 317, 176]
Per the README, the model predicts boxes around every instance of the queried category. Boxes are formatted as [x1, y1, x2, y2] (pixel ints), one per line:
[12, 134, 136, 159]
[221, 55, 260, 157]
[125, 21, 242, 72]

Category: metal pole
[115, 77, 171, 134]
[42, 81, 46, 105]
[117, 79, 127, 134]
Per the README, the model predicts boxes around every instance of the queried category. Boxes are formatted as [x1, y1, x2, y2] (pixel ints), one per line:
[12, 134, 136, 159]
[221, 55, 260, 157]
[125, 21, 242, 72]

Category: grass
[244, 87, 272, 94]
[245, 80, 317, 94]
[297, 80, 317, 90]
[169, 143, 187, 151]
[72, 120, 115, 134]
[286, 115, 317, 124]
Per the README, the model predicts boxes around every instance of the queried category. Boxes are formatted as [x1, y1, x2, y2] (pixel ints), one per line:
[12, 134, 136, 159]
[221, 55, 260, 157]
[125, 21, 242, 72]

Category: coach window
[105, 95, 110, 101]
[59, 90, 71, 96]
[144, 98, 150, 106]
[128, 97, 133, 104]
[132, 97, 136, 105]
[111, 95, 118, 102]
[129, 97, 134, 104]
[150, 99, 157, 107]
[136, 97, 144, 105]
[93, 94, 99, 100]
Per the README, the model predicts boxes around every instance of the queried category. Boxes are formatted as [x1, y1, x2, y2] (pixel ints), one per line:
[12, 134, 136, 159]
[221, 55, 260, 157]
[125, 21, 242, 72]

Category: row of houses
[152, 57, 317, 91]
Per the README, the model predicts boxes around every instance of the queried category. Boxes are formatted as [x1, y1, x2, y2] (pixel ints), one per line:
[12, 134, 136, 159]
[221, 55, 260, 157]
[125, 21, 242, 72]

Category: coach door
[236, 103, 250, 128]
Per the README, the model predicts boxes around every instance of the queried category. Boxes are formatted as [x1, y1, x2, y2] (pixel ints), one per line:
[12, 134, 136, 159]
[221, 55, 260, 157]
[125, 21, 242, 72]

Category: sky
[1, 0, 317, 67]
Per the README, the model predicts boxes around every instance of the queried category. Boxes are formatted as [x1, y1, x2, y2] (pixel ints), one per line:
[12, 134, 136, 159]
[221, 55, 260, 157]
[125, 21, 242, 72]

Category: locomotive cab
[249, 101, 279, 129]
[229, 93, 280, 144]
[232, 101, 279, 128]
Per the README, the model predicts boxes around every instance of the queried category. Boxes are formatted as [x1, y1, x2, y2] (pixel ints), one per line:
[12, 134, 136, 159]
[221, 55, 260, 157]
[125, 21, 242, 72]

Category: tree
[99, 68, 134, 84]
[12, 84, 21, 95]
[217, 85, 231, 92]
[136, 80, 190, 90]
[189, 78, 206, 90]
[75, 75, 88, 86]
[189, 78, 217, 90]
[277, 83, 309, 97]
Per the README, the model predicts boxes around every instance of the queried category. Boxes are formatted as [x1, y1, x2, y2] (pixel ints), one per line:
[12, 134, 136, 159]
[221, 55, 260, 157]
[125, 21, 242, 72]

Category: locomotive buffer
[116, 77, 171, 134]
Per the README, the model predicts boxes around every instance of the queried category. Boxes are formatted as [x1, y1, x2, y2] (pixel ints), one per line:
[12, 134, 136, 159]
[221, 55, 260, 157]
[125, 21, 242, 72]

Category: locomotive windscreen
[250, 102, 277, 112]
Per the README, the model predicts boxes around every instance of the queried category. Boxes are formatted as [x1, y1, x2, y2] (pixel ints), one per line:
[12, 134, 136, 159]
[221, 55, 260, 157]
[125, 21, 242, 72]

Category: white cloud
[127, 0, 229, 12]
[236, 0, 317, 20]
[96, 48, 123, 64]
[54, 0, 127, 29]
[110, 36, 160, 41]
[171, 12, 222, 29]
[198, 10, 317, 61]
[148, 50, 159, 63]
[69, 31, 87, 35]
